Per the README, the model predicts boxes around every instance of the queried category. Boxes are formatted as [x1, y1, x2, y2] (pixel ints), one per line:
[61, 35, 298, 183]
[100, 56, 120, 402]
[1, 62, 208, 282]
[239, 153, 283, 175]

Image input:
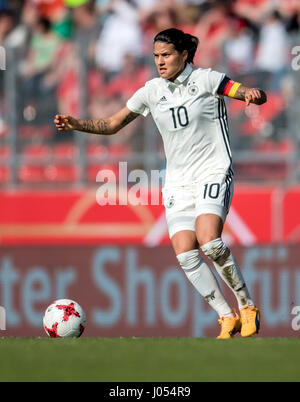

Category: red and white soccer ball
[43, 299, 86, 338]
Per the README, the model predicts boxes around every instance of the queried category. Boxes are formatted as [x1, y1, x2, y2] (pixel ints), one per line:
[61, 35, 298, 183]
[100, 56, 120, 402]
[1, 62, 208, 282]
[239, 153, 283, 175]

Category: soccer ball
[43, 299, 86, 338]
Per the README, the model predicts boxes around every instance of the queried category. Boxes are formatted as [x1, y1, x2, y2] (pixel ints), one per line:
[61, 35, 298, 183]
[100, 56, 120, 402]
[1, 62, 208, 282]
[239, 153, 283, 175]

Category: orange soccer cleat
[217, 308, 241, 339]
[240, 306, 260, 337]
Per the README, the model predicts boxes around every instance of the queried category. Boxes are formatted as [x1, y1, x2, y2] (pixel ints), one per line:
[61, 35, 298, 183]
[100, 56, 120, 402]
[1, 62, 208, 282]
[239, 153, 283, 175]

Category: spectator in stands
[43, 40, 81, 116]
[28, 0, 71, 39]
[177, 3, 203, 36]
[284, 2, 300, 40]
[20, 16, 62, 96]
[193, 0, 232, 69]
[139, 2, 180, 60]
[0, 10, 16, 102]
[255, 9, 291, 92]
[233, 0, 274, 23]
[105, 53, 152, 101]
[71, 1, 102, 65]
[95, 0, 143, 78]
[42, 2, 105, 117]
[223, 18, 255, 77]
[4, 1, 38, 50]
[0, 10, 16, 46]
[35, 0, 65, 19]
[18, 15, 63, 124]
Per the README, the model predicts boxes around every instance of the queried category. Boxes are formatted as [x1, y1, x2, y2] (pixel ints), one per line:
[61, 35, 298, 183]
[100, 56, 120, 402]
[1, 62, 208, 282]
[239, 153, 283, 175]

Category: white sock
[201, 238, 254, 310]
[177, 249, 234, 318]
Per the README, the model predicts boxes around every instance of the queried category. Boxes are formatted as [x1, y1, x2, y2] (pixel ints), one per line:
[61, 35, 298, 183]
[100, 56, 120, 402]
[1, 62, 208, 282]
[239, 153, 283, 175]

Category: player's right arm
[54, 106, 139, 135]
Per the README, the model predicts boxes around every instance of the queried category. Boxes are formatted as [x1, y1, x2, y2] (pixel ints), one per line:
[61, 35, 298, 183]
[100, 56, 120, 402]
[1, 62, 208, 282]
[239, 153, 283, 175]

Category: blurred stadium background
[0, 0, 300, 338]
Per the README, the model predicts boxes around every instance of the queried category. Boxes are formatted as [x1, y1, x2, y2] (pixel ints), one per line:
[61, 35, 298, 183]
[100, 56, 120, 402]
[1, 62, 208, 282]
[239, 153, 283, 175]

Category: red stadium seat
[45, 164, 80, 183]
[87, 163, 119, 183]
[47, 143, 80, 183]
[19, 125, 54, 139]
[18, 165, 47, 183]
[0, 122, 9, 138]
[22, 143, 52, 161]
[18, 143, 52, 183]
[0, 144, 11, 158]
[86, 143, 109, 159]
[237, 93, 285, 136]
[0, 166, 10, 183]
[254, 139, 293, 154]
[108, 143, 130, 157]
[0, 145, 11, 183]
[53, 143, 79, 161]
[86, 143, 112, 182]
[234, 161, 289, 181]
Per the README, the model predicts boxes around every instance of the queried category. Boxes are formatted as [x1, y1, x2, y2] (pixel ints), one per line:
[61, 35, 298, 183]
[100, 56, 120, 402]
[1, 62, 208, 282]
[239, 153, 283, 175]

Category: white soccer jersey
[126, 63, 233, 187]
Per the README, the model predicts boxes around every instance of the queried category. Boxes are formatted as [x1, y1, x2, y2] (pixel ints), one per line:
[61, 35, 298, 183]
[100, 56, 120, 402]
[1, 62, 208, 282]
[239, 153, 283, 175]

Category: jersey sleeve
[126, 86, 150, 117]
[206, 69, 226, 96]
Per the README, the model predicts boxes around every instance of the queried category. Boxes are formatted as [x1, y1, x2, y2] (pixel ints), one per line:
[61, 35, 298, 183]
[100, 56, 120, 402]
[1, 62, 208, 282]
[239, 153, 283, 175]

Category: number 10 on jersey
[170, 106, 189, 128]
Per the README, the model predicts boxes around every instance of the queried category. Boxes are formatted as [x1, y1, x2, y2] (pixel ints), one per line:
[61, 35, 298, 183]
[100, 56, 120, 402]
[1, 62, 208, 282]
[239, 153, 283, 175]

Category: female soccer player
[54, 28, 267, 339]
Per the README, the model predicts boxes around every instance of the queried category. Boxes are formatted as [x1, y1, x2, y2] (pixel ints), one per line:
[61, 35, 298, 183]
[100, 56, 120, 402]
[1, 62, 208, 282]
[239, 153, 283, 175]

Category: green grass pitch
[0, 337, 300, 382]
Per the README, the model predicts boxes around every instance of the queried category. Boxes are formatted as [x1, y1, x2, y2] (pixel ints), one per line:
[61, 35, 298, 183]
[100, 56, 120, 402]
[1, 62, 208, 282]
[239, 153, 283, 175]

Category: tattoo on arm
[76, 110, 138, 135]
[119, 112, 138, 129]
[234, 85, 247, 101]
[77, 119, 109, 134]
[235, 85, 267, 105]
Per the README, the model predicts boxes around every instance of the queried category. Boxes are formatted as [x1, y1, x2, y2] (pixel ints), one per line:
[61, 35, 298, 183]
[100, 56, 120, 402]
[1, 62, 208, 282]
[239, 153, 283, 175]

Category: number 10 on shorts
[203, 183, 220, 199]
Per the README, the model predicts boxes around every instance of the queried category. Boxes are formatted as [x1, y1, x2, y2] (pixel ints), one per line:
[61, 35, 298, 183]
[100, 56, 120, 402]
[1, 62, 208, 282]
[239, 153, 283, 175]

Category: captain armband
[217, 76, 241, 98]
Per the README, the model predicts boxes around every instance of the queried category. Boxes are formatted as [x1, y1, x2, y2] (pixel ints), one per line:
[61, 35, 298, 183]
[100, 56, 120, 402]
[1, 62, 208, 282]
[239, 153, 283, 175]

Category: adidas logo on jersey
[158, 96, 167, 102]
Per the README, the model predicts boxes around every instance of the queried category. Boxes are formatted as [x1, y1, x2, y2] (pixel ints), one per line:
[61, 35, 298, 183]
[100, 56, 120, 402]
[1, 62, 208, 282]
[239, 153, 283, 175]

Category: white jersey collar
[165, 63, 193, 88]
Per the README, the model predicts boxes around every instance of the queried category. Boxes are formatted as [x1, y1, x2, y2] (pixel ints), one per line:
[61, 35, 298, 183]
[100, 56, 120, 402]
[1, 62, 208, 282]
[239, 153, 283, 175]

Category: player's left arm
[217, 76, 267, 106]
[234, 84, 267, 106]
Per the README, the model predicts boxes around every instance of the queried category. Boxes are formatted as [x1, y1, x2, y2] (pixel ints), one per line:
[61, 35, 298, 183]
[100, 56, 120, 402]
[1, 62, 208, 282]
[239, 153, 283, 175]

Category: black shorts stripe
[224, 175, 229, 209]
[224, 174, 233, 209]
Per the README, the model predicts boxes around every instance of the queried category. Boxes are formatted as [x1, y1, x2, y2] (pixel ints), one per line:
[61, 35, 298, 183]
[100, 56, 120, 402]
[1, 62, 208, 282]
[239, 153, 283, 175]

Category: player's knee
[171, 231, 198, 256]
[200, 237, 230, 266]
[197, 233, 220, 248]
[176, 249, 203, 272]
